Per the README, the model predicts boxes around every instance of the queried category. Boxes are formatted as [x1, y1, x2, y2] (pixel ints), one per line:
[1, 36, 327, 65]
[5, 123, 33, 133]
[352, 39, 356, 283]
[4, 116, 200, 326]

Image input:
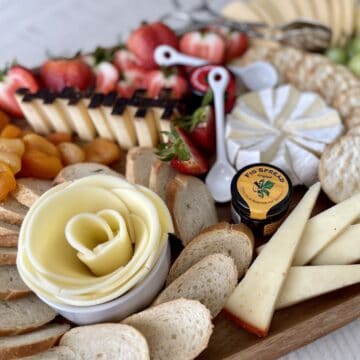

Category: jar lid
[231, 163, 293, 221]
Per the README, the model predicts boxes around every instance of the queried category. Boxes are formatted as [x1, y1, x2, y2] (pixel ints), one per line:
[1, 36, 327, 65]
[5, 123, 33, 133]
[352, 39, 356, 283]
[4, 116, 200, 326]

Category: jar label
[236, 165, 290, 220]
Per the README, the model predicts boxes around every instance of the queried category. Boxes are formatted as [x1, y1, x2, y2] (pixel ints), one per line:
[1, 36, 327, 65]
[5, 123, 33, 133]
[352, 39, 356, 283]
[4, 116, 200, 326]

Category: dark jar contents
[231, 163, 293, 239]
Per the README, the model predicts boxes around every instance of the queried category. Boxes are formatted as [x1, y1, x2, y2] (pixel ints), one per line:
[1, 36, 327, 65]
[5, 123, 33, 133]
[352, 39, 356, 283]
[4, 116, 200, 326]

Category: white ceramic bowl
[39, 240, 171, 325]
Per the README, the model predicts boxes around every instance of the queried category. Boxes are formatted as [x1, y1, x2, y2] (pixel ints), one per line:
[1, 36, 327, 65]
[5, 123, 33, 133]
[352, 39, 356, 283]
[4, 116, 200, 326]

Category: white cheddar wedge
[225, 183, 321, 337]
[221, 1, 263, 22]
[293, 192, 360, 265]
[311, 225, 360, 265]
[276, 265, 360, 309]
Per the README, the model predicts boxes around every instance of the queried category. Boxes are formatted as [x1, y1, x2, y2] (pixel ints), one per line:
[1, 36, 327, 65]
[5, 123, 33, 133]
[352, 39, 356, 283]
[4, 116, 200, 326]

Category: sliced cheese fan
[226, 85, 344, 186]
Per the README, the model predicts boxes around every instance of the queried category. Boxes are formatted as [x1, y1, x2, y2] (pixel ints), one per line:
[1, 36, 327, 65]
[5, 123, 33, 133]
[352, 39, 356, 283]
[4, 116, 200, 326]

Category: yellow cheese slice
[311, 224, 360, 265]
[313, 0, 331, 26]
[292, 0, 316, 20]
[341, 0, 356, 44]
[221, 1, 263, 22]
[265, 0, 298, 24]
[293, 192, 360, 265]
[252, 0, 285, 24]
[329, 0, 342, 45]
[225, 182, 320, 337]
[276, 265, 360, 309]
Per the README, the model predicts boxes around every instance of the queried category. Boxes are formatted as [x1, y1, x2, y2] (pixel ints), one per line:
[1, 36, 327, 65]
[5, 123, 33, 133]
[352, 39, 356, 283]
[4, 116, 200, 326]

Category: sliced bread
[154, 254, 238, 318]
[21, 345, 76, 359]
[0, 294, 57, 336]
[0, 197, 28, 225]
[0, 220, 20, 237]
[167, 222, 254, 285]
[12, 178, 52, 208]
[123, 299, 213, 360]
[60, 324, 149, 360]
[0, 266, 30, 300]
[0, 323, 70, 360]
[53, 162, 122, 185]
[126, 147, 156, 187]
[0, 234, 18, 248]
[167, 174, 218, 246]
[149, 158, 177, 200]
[0, 247, 17, 265]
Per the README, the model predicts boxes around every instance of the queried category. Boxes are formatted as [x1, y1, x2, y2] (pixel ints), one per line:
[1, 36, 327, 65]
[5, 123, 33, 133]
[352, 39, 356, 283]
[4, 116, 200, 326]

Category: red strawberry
[179, 30, 226, 64]
[146, 68, 188, 99]
[0, 66, 39, 117]
[112, 48, 142, 72]
[40, 58, 94, 92]
[95, 62, 119, 93]
[117, 68, 148, 98]
[127, 21, 179, 70]
[157, 127, 208, 175]
[189, 65, 236, 113]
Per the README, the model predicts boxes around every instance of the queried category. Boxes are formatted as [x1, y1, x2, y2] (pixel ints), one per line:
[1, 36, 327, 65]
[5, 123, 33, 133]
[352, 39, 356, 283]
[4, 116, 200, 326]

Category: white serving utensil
[205, 66, 236, 203]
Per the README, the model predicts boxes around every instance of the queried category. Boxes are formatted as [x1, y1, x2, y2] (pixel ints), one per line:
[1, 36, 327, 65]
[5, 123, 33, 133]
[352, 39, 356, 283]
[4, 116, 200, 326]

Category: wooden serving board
[195, 188, 360, 359]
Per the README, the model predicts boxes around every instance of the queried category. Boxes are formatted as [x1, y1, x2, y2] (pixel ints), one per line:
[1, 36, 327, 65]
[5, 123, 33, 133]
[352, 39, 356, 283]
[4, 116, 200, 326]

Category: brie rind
[226, 85, 344, 186]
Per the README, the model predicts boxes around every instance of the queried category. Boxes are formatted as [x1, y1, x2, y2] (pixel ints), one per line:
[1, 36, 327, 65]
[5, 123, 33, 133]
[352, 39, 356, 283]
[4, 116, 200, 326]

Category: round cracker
[344, 108, 360, 129]
[319, 135, 360, 203]
[271, 46, 304, 80]
[332, 87, 360, 118]
[347, 125, 360, 136]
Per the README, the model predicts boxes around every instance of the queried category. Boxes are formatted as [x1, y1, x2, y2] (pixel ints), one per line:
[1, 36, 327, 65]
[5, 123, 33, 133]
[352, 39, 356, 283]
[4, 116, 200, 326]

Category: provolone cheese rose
[17, 175, 174, 306]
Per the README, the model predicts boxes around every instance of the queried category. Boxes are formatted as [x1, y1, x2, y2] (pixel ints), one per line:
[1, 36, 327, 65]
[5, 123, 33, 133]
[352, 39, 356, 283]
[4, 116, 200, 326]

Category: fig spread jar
[231, 163, 293, 238]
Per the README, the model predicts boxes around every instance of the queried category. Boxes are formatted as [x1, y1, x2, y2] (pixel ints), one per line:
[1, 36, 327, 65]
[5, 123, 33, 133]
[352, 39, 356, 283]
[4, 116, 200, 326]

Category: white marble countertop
[1, 0, 358, 358]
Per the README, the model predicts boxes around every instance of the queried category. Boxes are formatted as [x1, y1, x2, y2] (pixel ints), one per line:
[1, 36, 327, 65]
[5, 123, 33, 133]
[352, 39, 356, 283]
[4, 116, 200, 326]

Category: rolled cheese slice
[17, 174, 173, 306]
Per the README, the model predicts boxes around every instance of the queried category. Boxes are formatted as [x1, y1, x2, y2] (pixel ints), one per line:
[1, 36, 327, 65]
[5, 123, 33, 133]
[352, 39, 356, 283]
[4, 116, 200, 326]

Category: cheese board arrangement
[0, 0, 359, 359]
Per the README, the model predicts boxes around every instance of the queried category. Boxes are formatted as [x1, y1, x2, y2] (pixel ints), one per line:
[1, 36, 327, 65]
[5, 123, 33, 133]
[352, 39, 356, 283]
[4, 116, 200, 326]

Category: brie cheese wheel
[226, 85, 344, 186]
[17, 175, 173, 306]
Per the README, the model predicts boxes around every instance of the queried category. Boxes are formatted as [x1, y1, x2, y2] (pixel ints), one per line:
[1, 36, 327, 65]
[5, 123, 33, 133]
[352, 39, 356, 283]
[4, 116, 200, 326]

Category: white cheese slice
[88, 107, 115, 140]
[289, 135, 326, 155]
[41, 102, 72, 134]
[311, 225, 360, 265]
[225, 183, 320, 337]
[273, 85, 300, 127]
[55, 98, 77, 132]
[294, 192, 360, 265]
[133, 109, 158, 147]
[221, 1, 263, 22]
[106, 112, 137, 150]
[276, 265, 360, 309]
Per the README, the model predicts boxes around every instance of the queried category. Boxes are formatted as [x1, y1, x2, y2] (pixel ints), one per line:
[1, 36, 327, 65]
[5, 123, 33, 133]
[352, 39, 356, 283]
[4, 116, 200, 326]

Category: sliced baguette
[12, 178, 52, 208]
[60, 324, 149, 360]
[0, 247, 17, 265]
[125, 147, 156, 187]
[167, 222, 254, 285]
[167, 175, 218, 246]
[0, 323, 70, 360]
[123, 299, 213, 360]
[154, 254, 237, 318]
[149, 158, 177, 200]
[0, 220, 20, 237]
[0, 197, 27, 225]
[0, 266, 30, 300]
[0, 294, 57, 336]
[53, 162, 122, 185]
[0, 234, 18, 247]
[21, 346, 76, 359]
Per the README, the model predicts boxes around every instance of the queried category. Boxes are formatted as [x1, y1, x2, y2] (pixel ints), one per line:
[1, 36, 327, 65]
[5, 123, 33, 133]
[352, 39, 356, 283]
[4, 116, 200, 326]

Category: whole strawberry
[112, 47, 143, 72]
[179, 30, 226, 64]
[127, 21, 179, 70]
[0, 65, 39, 117]
[40, 57, 94, 92]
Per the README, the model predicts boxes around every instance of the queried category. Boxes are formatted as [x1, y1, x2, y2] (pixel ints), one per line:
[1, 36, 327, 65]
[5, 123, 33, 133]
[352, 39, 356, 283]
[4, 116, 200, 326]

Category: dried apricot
[23, 133, 60, 158]
[0, 171, 16, 201]
[0, 162, 14, 177]
[0, 138, 25, 156]
[47, 132, 73, 145]
[1, 124, 23, 138]
[0, 111, 10, 132]
[84, 138, 121, 165]
[58, 142, 85, 165]
[0, 152, 21, 174]
[21, 150, 63, 179]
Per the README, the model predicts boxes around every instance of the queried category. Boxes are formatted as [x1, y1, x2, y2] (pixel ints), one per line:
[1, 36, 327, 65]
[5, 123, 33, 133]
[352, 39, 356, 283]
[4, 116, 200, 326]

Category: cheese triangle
[224, 183, 321, 337]
[276, 265, 360, 309]
[294, 192, 360, 265]
[311, 224, 360, 265]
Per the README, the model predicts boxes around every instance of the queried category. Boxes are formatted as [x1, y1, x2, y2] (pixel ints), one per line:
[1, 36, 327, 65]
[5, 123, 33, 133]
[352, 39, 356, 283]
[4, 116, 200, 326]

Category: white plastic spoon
[154, 45, 278, 91]
[205, 67, 236, 203]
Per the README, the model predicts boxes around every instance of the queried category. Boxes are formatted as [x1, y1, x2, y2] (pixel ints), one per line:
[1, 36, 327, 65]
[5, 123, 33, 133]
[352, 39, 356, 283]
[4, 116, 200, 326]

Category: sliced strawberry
[157, 127, 208, 175]
[189, 65, 236, 113]
[0, 66, 39, 117]
[95, 62, 119, 93]
[179, 30, 226, 64]
[40, 58, 94, 92]
[146, 68, 188, 99]
[127, 21, 179, 70]
[112, 48, 142, 72]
